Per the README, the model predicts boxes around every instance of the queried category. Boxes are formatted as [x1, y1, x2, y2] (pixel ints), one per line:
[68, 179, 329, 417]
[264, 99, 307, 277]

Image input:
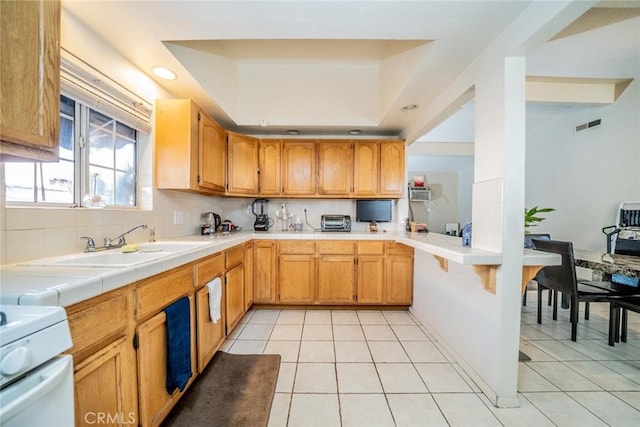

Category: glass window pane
[115, 135, 135, 172]
[5, 163, 35, 202]
[38, 160, 74, 204]
[59, 115, 74, 160]
[115, 171, 136, 206]
[89, 110, 115, 168]
[60, 95, 75, 116]
[116, 122, 136, 140]
[89, 166, 114, 206]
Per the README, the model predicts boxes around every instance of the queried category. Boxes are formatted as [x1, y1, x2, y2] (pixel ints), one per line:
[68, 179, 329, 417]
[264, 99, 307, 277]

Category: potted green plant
[524, 206, 555, 233]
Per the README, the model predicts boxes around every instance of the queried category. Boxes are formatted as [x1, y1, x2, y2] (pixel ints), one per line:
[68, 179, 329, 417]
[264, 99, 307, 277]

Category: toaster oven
[321, 215, 351, 232]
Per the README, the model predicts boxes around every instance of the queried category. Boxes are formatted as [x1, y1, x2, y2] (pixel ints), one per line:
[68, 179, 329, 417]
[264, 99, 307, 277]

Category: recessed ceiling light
[401, 104, 419, 112]
[152, 66, 177, 80]
[287, 129, 300, 135]
[348, 129, 362, 135]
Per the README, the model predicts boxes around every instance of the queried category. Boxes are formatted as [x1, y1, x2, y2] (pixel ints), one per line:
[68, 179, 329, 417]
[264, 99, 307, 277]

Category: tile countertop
[0, 230, 558, 307]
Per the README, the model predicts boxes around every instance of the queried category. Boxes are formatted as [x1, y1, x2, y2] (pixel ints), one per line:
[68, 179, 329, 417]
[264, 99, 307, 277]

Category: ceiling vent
[575, 118, 602, 132]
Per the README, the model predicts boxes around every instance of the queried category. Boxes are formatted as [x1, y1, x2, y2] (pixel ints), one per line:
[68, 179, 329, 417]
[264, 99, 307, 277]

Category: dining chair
[532, 239, 616, 341]
[523, 233, 552, 307]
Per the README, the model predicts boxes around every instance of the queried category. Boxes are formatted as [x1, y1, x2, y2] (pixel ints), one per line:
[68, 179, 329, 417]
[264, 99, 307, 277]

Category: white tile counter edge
[0, 231, 559, 307]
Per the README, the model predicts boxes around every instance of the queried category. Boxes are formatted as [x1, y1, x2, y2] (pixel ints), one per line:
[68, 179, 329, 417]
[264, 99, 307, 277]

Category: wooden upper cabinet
[199, 112, 226, 192]
[227, 132, 258, 195]
[282, 140, 316, 196]
[353, 141, 380, 197]
[0, 0, 61, 161]
[317, 141, 353, 196]
[155, 99, 225, 194]
[259, 139, 282, 196]
[379, 140, 406, 197]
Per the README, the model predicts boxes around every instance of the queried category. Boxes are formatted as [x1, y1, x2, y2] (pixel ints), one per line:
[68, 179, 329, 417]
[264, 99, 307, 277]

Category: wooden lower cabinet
[225, 263, 245, 334]
[136, 297, 196, 427]
[254, 240, 277, 303]
[318, 255, 355, 303]
[278, 255, 315, 303]
[74, 337, 137, 427]
[385, 256, 413, 304]
[195, 286, 225, 373]
[357, 255, 385, 304]
[274, 240, 413, 306]
[385, 243, 414, 304]
[194, 253, 226, 373]
[244, 241, 254, 310]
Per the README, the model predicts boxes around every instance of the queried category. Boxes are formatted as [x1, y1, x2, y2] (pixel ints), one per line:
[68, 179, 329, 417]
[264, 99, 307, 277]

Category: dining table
[574, 249, 640, 283]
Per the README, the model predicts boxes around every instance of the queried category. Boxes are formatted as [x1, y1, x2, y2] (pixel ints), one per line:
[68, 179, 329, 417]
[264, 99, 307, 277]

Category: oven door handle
[0, 356, 72, 423]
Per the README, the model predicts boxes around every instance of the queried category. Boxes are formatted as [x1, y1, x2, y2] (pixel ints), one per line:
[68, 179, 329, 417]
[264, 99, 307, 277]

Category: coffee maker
[252, 199, 270, 231]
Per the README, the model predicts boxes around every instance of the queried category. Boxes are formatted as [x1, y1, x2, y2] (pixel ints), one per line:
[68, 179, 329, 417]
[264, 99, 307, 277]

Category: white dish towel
[206, 277, 222, 324]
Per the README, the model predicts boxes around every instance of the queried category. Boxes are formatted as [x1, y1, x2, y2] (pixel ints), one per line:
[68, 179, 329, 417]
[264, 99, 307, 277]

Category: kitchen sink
[19, 240, 211, 268]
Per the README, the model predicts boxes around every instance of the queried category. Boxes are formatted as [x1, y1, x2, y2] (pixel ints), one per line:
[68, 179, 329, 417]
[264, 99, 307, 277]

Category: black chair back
[532, 239, 577, 296]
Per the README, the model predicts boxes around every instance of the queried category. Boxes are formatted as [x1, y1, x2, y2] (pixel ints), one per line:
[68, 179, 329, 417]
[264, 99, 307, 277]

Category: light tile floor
[219, 291, 640, 426]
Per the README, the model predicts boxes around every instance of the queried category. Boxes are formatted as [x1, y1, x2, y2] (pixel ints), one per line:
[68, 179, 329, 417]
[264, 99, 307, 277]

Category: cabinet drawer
[318, 241, 355, 255]
[357, 241, 385, 255]
[386, 242, 414, 256]
[225, 245, 245, 269]
[195, 252, 224, 288]
[135, 265, 193, 321]
[279, 240, 315, 254]
[66, 290, 129, 363]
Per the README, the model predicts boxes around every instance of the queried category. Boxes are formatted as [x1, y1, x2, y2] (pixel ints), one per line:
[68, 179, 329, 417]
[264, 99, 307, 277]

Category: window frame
[5, 94, 141, 209]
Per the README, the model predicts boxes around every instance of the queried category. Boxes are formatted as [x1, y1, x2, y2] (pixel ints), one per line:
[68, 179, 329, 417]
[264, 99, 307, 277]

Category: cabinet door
[137, 298, 195, 427]
[225, 263, 245, 334]
[353, 141, 379, 197]
[379, 141, 405, 197]
[154, 99, 199, 191]
[195, 285, 225, 373]
[259, 140, 282, 196]
[317, 141, 353, 196]
[0, 0, 60, 161]
[254, 241, 277, 303]
[279, 255, 315, 303]
[357, 256, 385, 304]
[282, 140, 316, 195]
[385, 256, 413, 305]
[227, 132, 259, 194]
[318, 255, 355, 304]
[199, 112, 226, 192]
[74, 337, 138, 427]
[244, 241, 254, 310]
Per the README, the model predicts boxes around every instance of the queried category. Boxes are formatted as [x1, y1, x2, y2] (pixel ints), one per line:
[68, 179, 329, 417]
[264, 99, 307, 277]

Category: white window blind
[60, 48, 153, 133]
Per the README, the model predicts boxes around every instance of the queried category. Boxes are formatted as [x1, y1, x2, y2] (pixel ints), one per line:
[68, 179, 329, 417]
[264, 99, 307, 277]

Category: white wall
[525, 79, 640, 252]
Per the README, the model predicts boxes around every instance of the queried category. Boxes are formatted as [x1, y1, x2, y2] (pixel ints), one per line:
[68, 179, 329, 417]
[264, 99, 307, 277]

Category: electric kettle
[201, 212, 222, 235]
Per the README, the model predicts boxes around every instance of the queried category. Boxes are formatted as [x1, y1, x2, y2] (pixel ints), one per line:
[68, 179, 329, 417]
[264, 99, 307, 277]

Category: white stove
[0, 305, 74, 426]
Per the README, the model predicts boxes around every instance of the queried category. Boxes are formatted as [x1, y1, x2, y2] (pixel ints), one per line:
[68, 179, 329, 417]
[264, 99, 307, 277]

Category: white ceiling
[62, 0, 639, 142]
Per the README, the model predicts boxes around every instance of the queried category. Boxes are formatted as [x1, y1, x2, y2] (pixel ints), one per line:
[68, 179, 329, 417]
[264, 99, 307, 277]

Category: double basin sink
[20, 241, 211, 268]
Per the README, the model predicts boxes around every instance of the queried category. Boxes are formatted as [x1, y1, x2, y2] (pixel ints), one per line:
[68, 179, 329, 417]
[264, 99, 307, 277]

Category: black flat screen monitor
[356, 199, 392, 223]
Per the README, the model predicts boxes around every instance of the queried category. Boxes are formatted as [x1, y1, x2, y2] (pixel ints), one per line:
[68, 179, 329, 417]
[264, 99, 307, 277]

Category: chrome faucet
[104, 224, 148, 249]
[81, 236, 97, 253]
